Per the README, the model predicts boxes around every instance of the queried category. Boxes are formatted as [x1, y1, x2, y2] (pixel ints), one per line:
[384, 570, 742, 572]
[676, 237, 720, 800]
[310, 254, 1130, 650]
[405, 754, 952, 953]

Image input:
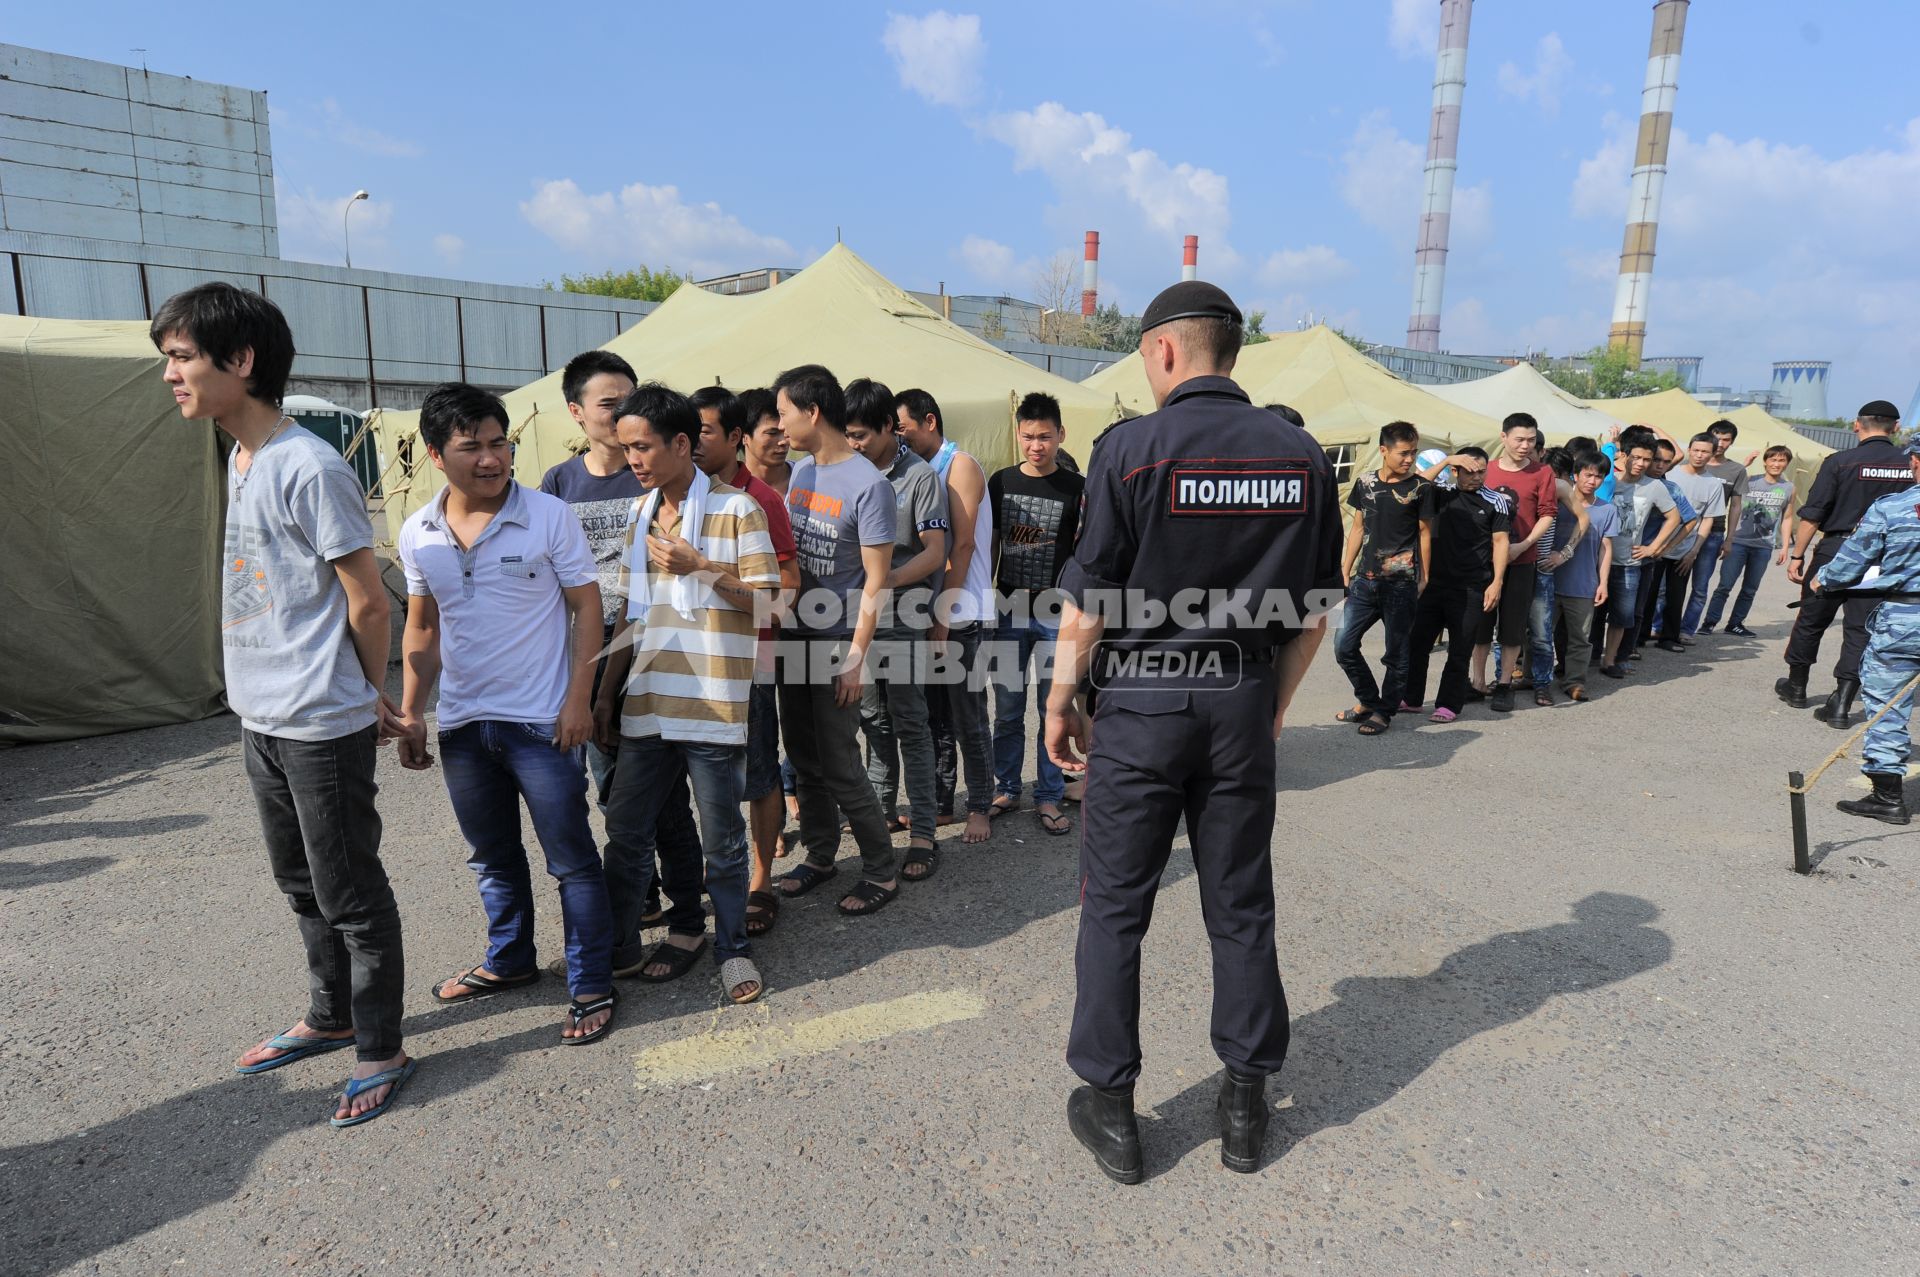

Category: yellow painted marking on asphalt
[632, 989, 987, 1092]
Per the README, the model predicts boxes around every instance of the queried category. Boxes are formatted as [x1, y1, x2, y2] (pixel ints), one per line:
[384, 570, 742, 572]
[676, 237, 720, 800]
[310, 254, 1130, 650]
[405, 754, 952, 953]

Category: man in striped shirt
[593, 384, 780, 1006]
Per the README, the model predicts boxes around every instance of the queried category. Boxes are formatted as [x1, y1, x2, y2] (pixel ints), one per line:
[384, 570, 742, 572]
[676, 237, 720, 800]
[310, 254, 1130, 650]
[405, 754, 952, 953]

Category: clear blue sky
[20, 2, 1919, 414]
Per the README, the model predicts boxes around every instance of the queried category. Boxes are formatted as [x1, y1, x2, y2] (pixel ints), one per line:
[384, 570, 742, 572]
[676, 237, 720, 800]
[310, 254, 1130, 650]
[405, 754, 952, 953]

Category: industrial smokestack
[1182, 235, 1198, 282]
[1082, 231, 1100, 316]
[1406, 0, 1472, 353]
[1609, 0, 1689, 358]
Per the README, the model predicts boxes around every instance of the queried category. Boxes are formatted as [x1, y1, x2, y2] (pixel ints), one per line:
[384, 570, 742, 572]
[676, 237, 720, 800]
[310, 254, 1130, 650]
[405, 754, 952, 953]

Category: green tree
[1539, 345, 1684, 400]
[1079, 302, 1140, 353]
[1328, 324, 1370, 352]
[1243, 309, 1270, 346]
[545, 265, 685, 302]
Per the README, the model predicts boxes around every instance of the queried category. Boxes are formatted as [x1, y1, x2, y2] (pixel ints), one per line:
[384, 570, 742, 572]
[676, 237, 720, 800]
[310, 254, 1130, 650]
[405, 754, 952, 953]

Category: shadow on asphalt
[1137, 891, 1672, 1180]
[1275, 722, 1484, 790]
[0, 854, 116, 889]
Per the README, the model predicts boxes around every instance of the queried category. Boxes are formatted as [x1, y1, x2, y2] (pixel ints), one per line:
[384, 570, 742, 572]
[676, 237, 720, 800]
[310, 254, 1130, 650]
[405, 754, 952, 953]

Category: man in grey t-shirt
[1656, 434, 1730, 649]
[152, 282, 412, 1128]
[1684, 419, 1754, 635]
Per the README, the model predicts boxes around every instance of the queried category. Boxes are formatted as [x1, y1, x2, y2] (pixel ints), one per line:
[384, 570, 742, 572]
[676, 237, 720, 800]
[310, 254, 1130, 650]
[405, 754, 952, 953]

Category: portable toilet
[283, 394, 381, 494]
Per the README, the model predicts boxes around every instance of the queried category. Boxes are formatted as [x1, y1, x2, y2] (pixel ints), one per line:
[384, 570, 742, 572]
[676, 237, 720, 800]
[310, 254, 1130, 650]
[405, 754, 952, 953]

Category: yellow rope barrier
[1785, 668, 1920, 794]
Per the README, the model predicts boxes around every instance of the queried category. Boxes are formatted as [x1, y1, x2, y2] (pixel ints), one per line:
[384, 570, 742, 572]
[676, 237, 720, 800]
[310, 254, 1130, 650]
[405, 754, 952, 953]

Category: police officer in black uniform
[1776, 400, 1910, 727]
[1043, 280, 1343, 1183]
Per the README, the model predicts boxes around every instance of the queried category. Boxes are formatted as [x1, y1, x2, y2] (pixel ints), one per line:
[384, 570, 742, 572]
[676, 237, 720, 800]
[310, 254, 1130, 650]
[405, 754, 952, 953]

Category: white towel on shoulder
[629, 466, 713, 621]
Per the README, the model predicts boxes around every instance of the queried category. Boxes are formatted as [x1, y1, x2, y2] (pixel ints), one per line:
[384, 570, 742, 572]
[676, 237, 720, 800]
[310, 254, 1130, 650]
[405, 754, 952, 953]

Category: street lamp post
[343, 190, 369, 269]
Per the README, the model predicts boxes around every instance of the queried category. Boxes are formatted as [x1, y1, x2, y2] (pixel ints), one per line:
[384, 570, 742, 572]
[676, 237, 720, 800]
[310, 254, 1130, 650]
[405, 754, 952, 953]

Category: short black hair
[1543, 446, 1575, 479]
[736, 388, 780, 436]
[1165, 315, 1242, 368]
[1501, 411, 1540, 438]
[688, 384, 735, 417]
[1265, 403, 1306, 428]
[1455, 444, 1488, 463]
[894, 388, 945, 435]
[1379, 421, 1418, 449]
[1016, 392, 1063, 430]
[1620, 425, 1659, 455]
[1655, 438, 1679, 457]
[149, 282, 296, 405]
[1688, 432, 1718, 448]
[773, 363, 845, 429]
[420, 382, 509, 452]
[1861, 413, 1899, 433]
[844, 377, 896, 432]
[1566, 435, 1597, 454]
[1709, 419, 1738, 440]
[615, 381, 698, 450]
[561, 350, 638, 405]
[1572, 449, 1609, 476]
[1763, 444, 1794, 462]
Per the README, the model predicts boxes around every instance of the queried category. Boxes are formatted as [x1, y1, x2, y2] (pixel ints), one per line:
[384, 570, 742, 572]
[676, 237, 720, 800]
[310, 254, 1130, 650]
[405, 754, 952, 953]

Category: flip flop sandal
[902, 843, 940, 881]
[776, 862, 839, 897]
[1428, 708, 1458, 724]
[883, 816, 911, 834]
[1333, 707, 1377, 724]
[1356, 718, 1390, 736]
[562, 990, 618, 1046]
[432, 966, 539, 1004]
[988, 800, 1019, 820]
[235, 1028, 354, 1075]
[745, 889, 781, 937]
[637, 937, 708, 984]
[1038, 811, 1073, 836]
[722, 957, 764, 1005]
[329, 1057, 418, 1129]
[837, 879, 899, 917]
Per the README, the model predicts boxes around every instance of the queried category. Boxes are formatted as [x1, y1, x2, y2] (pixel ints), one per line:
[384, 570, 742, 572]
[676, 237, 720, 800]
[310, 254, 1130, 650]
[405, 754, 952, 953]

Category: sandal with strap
[776, 862, 838, 897]
[1334, 706, 1377, 724]
[837, 879, 899, 917]
[745, 889, 781, 937]
[1356, 717, 1390, 736]
[902, 842, 939, 881]
[563, 990, 618, 1046]
[235, 1027, 354, 1075]
[722, 957, 763, 1005]
[431, 965, 539, 1004]
[637, 937, 708, 983]
[329, 1057, 418, 1129]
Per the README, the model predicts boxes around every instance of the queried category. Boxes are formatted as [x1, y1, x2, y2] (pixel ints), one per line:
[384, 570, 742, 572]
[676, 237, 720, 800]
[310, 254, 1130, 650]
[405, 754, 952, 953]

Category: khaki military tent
[0, 315, 226, 743]
[1083, 324, 1498, 454]
[366, 245, 1126, 538]
[1427, 361, 1629, 445]
[1584, 388, 1832, 501]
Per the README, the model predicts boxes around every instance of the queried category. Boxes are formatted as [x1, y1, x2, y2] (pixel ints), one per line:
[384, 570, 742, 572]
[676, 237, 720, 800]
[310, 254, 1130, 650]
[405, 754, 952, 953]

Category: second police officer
[1044, 280, 1344, 1183]
[1777, 399, 1912, 726]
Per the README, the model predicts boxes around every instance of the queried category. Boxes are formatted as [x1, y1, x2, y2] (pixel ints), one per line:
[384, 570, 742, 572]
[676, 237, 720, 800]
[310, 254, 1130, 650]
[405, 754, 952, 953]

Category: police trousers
[1786, 536, 1882, 682]
[1069, 659, 1289, 1091]
[1859, 602, 1920, 776]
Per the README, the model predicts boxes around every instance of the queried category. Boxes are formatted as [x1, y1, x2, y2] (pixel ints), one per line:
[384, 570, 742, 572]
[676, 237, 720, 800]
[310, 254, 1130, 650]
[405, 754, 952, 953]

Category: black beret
[1139, 280, 1243, 334]
[1859, 399, 1901, 419]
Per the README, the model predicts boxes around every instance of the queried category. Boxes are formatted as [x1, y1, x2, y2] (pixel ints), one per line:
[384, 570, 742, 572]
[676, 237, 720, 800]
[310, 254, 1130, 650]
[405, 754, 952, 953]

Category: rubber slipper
[902, 842, 939, 881]
[235, 1028, 354, 1075]
[1428, 708, 1458, 724]
[330, 1057, 418, 1129]
[988, 800, 1018, 820]
[432, 966, 538, 1004]
[776, 862, 839, 897]
[837, 879, 899, 917]
[1037, 810, 1073, 836]
[637, 937, 708, 984]
[562, 989, 617, 1046]
[722, 957, 763, 1006]
[1355, 718, 1390, 736]
[1333, 706, 1377, 724]
[745, 889, 781, 937]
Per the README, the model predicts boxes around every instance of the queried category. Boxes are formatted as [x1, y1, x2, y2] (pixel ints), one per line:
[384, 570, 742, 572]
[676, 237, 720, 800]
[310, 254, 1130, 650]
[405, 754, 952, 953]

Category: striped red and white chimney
[1081, 231, 1099, 316]
[1406, 0, 1472, 353]
[1609, 0, 1689, 358]
[1181, 235, 1198, 281]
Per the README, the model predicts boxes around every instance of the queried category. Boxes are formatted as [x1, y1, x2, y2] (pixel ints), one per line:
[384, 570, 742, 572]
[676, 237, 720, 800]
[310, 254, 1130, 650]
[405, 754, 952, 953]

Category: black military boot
[1813, 677, 1861, 729]
[1216, 1069, 1270, 1173]
[1836, 773, 1912, 825]
[1774, 665, 1810, 709]
[1068, 1084, 1143, 1184]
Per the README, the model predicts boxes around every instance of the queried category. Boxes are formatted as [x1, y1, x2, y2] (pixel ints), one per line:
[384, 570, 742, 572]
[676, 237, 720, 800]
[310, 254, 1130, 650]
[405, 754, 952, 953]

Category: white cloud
[1259, 245, 1353, 288]
[956, 234, 1020, 287]
[432, 233, 465, 267]
[1336, 111, 1492, 243]
[317, 98, 422, 158]
[983, 102, 1236, 261]
[273, 181, 394, 268]
[1497, 34, 1574, 117]
[1389, 0, 1436, 59]
[882, 11, 985, 108]
[519, 179, 795, 278]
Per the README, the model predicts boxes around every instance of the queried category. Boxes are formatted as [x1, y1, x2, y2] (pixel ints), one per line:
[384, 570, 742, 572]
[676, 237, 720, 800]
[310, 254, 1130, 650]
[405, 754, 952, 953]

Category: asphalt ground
[3, 565, 1917, 1275]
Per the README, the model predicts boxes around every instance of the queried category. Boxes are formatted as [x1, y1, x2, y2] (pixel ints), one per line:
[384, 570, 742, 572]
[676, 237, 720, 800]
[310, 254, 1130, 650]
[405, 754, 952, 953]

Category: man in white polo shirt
[394, 383, 617, 1046]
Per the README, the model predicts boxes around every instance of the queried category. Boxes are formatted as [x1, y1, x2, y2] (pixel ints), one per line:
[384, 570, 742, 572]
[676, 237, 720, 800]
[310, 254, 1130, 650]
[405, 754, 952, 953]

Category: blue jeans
[1333, 575, 1418, 717]
[438, 719, 612, 998]
[604, 734, 751, 966]
[1529, 572, 1558, 686]
[1680, 530, 1726, 634]
[992, 619, 1065, 805]
[1704, 541, 1771, 629]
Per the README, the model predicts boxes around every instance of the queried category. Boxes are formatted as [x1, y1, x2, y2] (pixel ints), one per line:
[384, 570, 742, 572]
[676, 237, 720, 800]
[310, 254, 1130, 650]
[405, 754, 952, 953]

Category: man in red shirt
[692, 388, 801, 937]
[1475, 413, 1557, 712]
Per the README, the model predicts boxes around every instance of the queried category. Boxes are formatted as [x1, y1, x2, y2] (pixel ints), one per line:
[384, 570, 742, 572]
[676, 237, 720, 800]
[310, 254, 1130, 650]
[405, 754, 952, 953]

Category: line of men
[1332, 411, 1800, 731]
[160, 281, 1094, 1128]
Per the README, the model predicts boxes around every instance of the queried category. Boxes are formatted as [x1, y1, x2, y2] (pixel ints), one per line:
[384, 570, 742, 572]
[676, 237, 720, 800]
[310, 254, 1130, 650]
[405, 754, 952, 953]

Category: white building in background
[1770, 361, 1831, 422]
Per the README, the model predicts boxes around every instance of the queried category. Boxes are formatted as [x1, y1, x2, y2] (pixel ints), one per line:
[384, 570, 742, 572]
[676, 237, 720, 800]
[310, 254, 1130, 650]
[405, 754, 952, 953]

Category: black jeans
[1404, 581, 1483, 713]
[1785, 535, 1882, 682]
[243, 726, 404, 1063]
[928, 620, 997, 816]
